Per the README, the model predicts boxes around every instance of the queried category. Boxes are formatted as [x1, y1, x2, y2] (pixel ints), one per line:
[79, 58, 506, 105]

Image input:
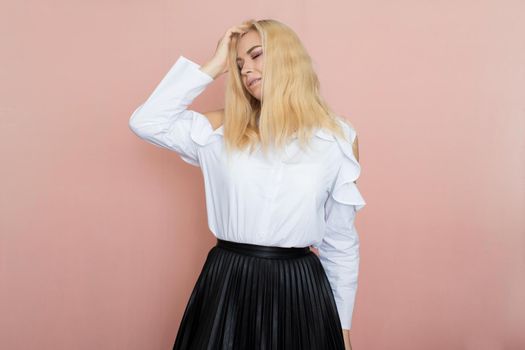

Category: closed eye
[237, 52, 262, 70]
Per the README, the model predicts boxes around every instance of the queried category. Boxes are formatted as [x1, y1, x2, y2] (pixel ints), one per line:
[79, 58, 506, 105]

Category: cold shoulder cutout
[189, 112, 224, 146]
[330, 120, 366, 211]
[312, 119, 366, 211]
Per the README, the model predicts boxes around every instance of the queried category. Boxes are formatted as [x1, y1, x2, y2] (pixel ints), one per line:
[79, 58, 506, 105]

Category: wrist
[200, 61, 222, 79]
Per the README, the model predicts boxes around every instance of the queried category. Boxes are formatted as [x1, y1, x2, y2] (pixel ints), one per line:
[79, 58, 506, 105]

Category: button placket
[257, 161, 282, 239]
[269, 166, 279, 197]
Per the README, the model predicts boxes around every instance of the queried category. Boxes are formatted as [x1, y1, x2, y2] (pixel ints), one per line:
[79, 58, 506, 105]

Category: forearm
[342, 329, 353, 350]
[199, 60, 223, 80]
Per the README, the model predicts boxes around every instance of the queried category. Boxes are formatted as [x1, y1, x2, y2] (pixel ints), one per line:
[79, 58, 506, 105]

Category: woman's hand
[343, 329, 353, 350]
[200, 24, 251, 79]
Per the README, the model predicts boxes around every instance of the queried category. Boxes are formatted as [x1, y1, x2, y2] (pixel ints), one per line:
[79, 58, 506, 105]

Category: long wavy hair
[224, 18, 354, 159]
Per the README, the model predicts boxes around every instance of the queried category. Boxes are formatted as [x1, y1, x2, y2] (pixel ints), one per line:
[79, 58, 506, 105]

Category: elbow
[128, 105, 147, 137]
[128, 112, 140, 136]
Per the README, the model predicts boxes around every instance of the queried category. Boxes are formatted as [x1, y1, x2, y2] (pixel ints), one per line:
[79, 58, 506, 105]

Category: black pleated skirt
[172, 238, 345, 350]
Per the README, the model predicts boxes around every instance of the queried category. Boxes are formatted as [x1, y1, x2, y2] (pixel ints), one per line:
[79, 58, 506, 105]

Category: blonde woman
[129, 19, 365, 350]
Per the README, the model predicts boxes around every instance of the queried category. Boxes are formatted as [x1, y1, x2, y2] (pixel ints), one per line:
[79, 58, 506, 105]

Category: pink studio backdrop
[1, 1, 524, 349]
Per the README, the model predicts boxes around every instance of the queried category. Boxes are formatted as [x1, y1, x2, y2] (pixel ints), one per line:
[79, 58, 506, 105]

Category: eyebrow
[236, 45, 262, 63]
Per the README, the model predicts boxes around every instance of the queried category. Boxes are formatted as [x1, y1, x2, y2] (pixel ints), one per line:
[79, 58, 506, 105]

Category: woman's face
[236, 30, 264, 101]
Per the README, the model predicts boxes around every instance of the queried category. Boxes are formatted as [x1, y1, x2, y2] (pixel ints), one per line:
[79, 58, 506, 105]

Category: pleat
[173, 243, 346, 350]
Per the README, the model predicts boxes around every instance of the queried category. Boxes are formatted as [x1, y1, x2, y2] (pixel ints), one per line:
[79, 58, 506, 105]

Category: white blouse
[128, 55, 366, 330]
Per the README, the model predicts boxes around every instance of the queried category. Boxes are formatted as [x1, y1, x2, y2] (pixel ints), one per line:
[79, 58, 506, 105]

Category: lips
[248, 77, 261, 87]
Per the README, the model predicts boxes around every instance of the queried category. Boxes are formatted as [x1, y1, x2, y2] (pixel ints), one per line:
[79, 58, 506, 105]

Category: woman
[129, 18, 365, 350]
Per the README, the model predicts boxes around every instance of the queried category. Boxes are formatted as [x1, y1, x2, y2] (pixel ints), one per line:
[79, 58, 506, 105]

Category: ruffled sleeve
[128, 55, 221, 167]
[315, 119, 366, 330]
[330, 122, 366, 211]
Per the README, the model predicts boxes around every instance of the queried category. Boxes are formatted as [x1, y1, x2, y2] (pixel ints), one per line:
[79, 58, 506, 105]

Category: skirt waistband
[216, 238, 311, 259]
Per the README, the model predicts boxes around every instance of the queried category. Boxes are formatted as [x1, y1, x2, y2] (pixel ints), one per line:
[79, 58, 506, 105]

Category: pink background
[1, 1, 524, 349]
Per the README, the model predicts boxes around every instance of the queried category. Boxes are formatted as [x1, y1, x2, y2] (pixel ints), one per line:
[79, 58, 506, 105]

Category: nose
[241, 63, 254, 75]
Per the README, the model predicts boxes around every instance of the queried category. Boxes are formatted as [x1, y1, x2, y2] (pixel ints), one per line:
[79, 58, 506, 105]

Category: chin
[247, 91, 261, 101]
[253, 89, 262, 101]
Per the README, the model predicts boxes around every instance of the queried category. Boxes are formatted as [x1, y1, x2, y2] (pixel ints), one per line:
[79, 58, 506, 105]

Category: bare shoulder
[202, 109, 224, 131]
[337, 116, 360, 161]
[353, 134, 359, 161]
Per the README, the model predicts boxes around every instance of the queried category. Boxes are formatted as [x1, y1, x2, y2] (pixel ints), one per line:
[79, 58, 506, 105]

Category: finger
[229, 28, 246, 35]
[229, 25, 249, 34]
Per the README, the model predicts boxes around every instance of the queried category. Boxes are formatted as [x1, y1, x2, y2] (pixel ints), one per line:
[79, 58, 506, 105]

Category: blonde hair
[224, 18, 353, 159]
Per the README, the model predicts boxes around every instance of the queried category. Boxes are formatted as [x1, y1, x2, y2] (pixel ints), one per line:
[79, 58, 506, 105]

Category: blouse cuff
[140, 55, 214, 111]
